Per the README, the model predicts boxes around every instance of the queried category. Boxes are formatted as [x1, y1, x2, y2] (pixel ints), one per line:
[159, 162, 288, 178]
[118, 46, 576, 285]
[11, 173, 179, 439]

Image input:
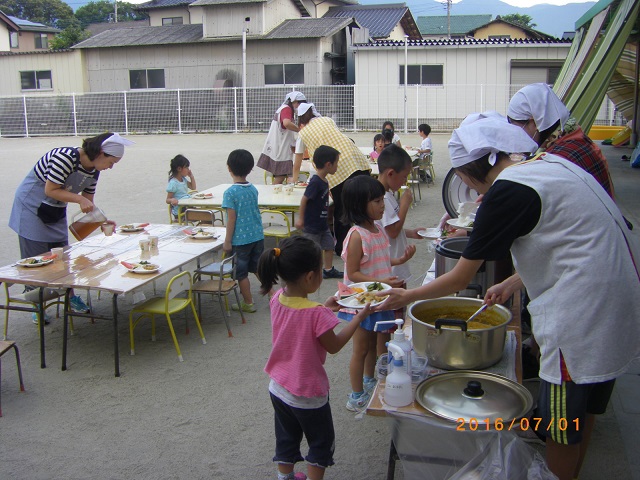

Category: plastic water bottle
[375, 319, 412, 376]
[384, 344, 413, 407]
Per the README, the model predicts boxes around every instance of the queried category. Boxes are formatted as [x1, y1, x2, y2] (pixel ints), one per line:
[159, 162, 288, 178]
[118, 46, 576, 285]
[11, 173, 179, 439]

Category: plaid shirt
[545, 127, 614, 198]
[299, 117, 371, 189]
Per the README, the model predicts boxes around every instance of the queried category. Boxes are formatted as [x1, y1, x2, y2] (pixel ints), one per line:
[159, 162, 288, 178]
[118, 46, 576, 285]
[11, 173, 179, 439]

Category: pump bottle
[374, 318, 412, 375]
[384, 344, 413, 407]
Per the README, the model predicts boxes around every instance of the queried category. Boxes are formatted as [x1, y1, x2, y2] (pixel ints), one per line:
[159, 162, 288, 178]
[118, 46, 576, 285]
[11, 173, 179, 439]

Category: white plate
[126, 263, 160, 274]
[293, 183, 308, 189]
[335, 282, 391, 309]
[190, 232, 217, 240]
[119, 224, 145, 232]
[447, 218, 474, 232]
[17, 256, 54, 267]
[191, 193, 213, 200]
[418, 228, 442, 240]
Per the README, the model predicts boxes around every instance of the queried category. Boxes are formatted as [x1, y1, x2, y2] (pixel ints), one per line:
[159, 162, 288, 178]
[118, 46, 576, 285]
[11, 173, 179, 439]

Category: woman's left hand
[373, 287, 410, 312]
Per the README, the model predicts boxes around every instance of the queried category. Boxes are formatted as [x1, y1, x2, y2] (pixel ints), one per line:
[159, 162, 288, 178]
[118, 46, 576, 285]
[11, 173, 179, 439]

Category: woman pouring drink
[9, 132, 134, 314]
[377, 115, 640, 480]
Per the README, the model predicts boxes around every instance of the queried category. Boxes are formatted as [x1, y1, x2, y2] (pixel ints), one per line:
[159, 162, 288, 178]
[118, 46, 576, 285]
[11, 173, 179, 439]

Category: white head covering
[507, 83, 570, 132]
[448, 116, 538, 168]
[459, 110, 506, 127]
[101, 133, 135, 157]
[284, 91, 306, 105]
[297, 102, 321, 118]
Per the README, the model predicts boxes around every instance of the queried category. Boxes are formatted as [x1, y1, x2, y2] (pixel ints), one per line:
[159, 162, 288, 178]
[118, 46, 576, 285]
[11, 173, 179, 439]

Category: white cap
[507, 83, 570, 131]
[297, 102, 321, 117]
[101, 133, 135, 157]
[285, 91, 306, 103]
[459, 110, 506, 127]
[448, 117, 538, 168]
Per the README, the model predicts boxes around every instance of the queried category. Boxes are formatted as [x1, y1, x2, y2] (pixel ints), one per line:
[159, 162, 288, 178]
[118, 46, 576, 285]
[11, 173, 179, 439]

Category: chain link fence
[0, 84, 620, 138]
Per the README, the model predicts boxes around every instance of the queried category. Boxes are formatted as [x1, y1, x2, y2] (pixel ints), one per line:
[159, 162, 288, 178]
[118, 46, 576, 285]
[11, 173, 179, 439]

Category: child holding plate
[166, 154, 196, 219]
[339, 175, 415, 412]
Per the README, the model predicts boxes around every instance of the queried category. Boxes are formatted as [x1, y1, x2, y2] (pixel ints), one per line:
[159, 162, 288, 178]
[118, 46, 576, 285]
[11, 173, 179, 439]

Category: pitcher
[69, 207, 107, 241]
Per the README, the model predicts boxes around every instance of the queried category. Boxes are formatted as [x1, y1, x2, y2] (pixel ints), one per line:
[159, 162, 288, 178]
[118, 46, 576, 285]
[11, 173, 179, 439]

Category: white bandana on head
[459, 110, 506, 127]
[507, 83, 570, 132]
[448, 116, 539, 168]
[101, 133, 135, 157]
[297, 102, 321, 118]
[283, 91, 306, 107]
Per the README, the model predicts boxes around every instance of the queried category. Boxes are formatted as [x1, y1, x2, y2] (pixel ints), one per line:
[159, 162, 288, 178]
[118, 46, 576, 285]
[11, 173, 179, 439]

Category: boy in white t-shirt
[416, 123, 433, 183]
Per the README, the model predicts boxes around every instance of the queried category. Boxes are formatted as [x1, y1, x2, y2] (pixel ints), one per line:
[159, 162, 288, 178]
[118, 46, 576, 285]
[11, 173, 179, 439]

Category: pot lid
[415, 371, 533, 424]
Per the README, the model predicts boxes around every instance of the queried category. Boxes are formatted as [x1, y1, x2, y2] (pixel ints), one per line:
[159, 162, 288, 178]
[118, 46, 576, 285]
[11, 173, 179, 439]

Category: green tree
[75, 1, 147, 28]
[49, 18, 90, 49]
[501, 14, 537, 29]
[0, 0, 74, 28]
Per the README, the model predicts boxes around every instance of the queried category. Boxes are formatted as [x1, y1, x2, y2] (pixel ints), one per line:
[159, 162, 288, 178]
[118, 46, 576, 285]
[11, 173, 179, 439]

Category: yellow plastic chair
[2, 284, 79, 339]
[129, 271, 206, 362]
[419, 153, 436, 186]
[168, 204, 186, 225]
[185, 208, 225, 226]
[264, 171, 273, 184]
[192, 254, 245, 337]
[261, 209, 298, 245]
[0, 340, 25, 416]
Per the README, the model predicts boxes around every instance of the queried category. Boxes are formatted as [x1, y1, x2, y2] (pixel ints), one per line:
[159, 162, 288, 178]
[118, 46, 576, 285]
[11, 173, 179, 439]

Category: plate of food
[119, 223, 148, 233]
[121, 261, 160, 274]
[447, 218, 474, 232]
[336, 281, 391, 308]
[294, 182, 308, 188]
[187, 228, 217, 240]
[17, 256, 54, 267]
[191, 192, 213, 200]
[418, 228, 443, 240]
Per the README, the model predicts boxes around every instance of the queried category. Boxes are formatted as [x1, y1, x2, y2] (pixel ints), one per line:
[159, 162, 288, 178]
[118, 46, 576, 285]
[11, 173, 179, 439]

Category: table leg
[61, 288, 71, 371]
[38, 287, 46, 369]
[387, 439, 398, 480]
[112, 294, 120, 377]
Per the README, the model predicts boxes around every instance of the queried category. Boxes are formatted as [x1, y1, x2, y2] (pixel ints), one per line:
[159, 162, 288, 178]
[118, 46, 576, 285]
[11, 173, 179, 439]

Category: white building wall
[0, 23, 10, 51]
[202, 4, 263, 37]
[148, 7, 192, 27]
[353, 43, 569, 120]
[264, 0, 302, 32]
[386, 23, 407, 41]
[0, 50, 87, 95]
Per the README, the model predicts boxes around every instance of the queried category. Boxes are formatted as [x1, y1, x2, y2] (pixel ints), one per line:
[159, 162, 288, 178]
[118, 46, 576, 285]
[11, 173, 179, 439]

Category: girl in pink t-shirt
[258, 236, 371, 480]
[339, 175, 415, 413]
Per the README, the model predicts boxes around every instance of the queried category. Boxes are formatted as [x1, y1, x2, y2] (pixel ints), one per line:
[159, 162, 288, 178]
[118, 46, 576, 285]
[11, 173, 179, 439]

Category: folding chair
[0, 340, 25, 416]
[261, 209, 298, 245]
[185, 208, 225, 226]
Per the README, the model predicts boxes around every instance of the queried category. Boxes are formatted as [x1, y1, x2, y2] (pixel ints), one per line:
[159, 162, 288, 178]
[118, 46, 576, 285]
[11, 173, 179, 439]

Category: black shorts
[534, 378, 615, 445]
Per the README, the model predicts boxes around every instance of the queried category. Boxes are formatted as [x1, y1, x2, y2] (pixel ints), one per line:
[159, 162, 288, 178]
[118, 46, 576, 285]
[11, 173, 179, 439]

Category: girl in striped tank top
[339, 175, 415, 412]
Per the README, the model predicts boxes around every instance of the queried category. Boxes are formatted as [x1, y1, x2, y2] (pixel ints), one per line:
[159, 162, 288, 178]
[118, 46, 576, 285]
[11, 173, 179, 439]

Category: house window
[264, 64, 304, 85]
[34, 33, 48, 49]
[548, 67, 561, 85]
[399, 65, 443, 85]
[489, 35, 511, 40]
[129, 69, 166, 89]
[20, 70, 53, 90]
[10, 31, 18, 48]
[162, 17, 183, 25]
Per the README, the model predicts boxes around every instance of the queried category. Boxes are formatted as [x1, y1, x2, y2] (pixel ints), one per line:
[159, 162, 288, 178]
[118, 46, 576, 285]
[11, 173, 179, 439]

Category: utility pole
[446, 0, 451, 39]
[114, 0, 118, 23]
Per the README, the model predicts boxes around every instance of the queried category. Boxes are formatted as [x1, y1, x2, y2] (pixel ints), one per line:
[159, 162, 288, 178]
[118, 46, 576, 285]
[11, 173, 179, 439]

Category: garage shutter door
[510, 67, 548, 97]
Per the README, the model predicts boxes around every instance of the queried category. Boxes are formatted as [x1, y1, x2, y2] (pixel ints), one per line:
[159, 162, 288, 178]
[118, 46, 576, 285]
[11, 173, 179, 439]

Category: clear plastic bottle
[375, 319, 412, 375]
[384, 344, 413, 407]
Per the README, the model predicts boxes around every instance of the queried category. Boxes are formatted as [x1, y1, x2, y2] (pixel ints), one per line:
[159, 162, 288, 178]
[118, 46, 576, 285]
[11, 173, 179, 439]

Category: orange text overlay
[456, 417, 580, 432]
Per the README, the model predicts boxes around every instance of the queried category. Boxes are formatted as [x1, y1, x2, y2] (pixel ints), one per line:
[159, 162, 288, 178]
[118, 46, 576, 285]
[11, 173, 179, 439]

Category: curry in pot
[416, 307, 506, 330]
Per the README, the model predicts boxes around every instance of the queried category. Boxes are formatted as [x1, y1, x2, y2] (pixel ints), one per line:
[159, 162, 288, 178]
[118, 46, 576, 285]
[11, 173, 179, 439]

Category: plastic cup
[101, 222, 115, 236]
[139, 239, 150, 252]
[149, 236, 158, 249]
[273, 184, 283, 194]
[51, 247, 64, 262]
[284, 184, 294, 195]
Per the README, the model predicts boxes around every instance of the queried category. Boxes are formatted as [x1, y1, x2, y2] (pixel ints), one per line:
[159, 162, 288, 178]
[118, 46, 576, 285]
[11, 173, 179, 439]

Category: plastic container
[384, 344, 413, 407]
[69, 207, 108, 241]
[375, 318, 412, 375]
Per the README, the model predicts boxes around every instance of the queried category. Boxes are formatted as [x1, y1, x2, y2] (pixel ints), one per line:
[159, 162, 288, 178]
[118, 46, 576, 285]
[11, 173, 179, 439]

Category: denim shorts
[304, 229, 335, 251]
[232, 240, 264, 280]
[270, 393, 335, 468]
[337, 309, 395, 331]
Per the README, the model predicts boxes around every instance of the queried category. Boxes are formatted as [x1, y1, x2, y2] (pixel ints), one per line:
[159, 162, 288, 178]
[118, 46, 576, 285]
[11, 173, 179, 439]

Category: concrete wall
[148, 7, 192, 27]
[202, 3, 264, 37]
[473, 23, 532, 40]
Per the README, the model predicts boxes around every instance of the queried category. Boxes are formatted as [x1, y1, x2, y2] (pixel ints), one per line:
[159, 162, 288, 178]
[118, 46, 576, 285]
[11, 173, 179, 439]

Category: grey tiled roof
[7, 14, 60, 33]
[87, 20, 150, 36]
[323, 4, 407, 39]
[417, 14, 492, 36]
[190, 0, 264, 5]
[356, 37, 571, 47]
[73, 24, 204, 48]
[135, 0, 193, 10]
[265, 17, 356, 39]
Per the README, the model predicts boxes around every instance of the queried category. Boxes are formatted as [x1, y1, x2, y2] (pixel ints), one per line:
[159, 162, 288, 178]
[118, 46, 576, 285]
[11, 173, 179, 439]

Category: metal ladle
[466, 303, 490, 324]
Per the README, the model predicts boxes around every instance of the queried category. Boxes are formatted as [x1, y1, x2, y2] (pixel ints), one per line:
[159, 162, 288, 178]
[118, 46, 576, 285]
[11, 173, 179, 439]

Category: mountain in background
[361, 0, 596, 38]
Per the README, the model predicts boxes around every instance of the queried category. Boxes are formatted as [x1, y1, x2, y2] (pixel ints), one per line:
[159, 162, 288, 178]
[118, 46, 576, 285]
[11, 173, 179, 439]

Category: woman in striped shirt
[10, 132, 133, 257]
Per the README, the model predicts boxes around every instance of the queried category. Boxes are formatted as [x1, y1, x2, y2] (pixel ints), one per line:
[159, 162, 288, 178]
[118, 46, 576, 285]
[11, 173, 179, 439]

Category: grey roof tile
[190, 0, 264, 5]
[265, 17, 356, 39]
[417, 14, 492, 35]
[356, 37, 571, 47]
[135, 0, 192, 10]
[74, 24, 204, 48]
[324, 4, 407, 39]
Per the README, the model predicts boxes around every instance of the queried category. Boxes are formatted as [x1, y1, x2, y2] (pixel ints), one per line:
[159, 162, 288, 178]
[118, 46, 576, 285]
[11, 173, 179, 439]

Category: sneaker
[32, 312, 51, 325]
[70, 295, 90, 313]
[323, 266, 343, 279]
[363, 377, 377, 394]
[346, 390, 371, 412]
[294, 474, 307, 480]
[231, 301, 257, 313]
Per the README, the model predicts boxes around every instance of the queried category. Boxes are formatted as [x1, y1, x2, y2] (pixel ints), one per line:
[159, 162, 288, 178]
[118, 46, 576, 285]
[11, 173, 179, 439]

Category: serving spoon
[466, 303, 490, 324]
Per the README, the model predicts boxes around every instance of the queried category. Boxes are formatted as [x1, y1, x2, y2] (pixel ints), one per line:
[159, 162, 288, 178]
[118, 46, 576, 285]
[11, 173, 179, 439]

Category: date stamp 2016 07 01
[456, 417, 580, 432]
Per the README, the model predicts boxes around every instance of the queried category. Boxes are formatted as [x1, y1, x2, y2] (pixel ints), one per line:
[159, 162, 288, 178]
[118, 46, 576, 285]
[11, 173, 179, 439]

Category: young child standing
[166, 154, 196, 219]
[369, 134, 385, 161]
[340, 175, 415, 412]
[295, 145, 343, 280]
[222, 149, 264, 313]
[259, 236, 372, 480]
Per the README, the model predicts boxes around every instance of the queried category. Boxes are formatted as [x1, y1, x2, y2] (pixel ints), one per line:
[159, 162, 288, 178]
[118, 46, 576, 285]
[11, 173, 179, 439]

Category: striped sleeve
[33, 147, 77, 185]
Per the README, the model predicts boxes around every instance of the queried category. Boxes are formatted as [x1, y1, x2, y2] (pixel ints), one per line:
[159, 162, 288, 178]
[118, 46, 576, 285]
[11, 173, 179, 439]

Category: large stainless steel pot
[408, 297, 512, 370]
[434, 237, 513, 298]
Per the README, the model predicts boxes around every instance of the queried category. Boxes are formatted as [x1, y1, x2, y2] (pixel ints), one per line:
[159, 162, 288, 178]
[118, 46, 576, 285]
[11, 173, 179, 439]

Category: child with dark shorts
[295, 145, 343, 279]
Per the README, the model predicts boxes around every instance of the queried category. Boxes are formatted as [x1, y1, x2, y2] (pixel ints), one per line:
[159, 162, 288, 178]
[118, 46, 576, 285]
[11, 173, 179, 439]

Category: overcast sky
[458, 0, 592, 6]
